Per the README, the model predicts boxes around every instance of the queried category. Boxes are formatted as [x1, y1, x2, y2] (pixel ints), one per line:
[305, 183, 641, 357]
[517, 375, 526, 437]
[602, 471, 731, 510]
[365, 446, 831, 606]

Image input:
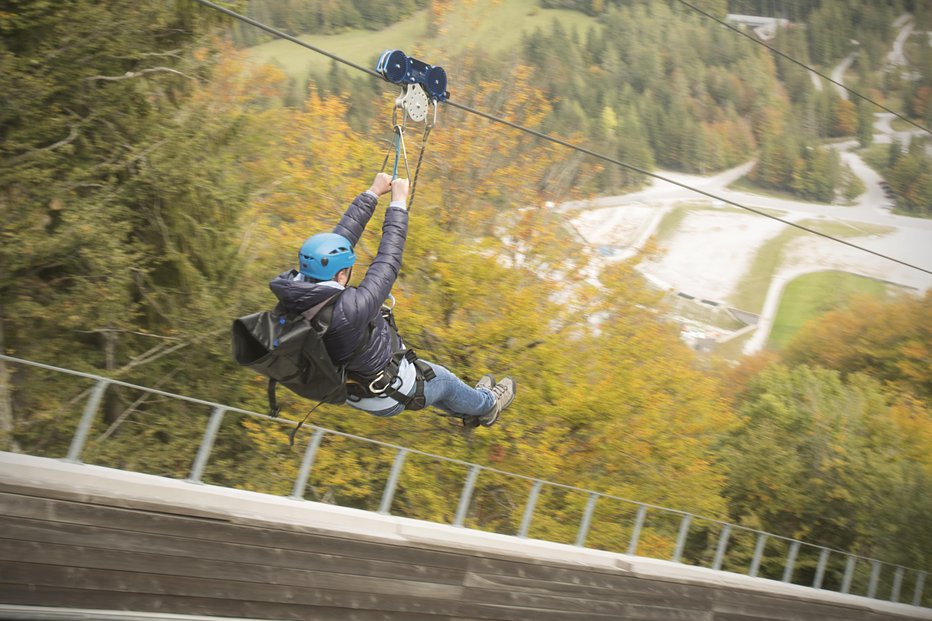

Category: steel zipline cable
[445, 99, 932, 277]
[190, 0, 932, 277]
[672, 0, 932, 137]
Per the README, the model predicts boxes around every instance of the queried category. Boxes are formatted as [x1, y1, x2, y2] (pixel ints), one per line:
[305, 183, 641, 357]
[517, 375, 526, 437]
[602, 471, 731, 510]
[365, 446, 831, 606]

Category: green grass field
[247, 0, 601, 95]
[767, 271, 892, 350]
[728, 218, 894, 314]
[727, 175, 839, 205]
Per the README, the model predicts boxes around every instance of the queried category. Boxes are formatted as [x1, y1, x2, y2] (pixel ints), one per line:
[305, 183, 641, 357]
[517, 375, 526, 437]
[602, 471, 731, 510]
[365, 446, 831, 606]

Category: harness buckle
[368, 371, 390, 394]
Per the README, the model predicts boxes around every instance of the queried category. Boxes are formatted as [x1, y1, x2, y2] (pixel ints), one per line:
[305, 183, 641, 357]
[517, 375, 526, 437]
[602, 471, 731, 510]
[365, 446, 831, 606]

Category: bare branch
[95, 368, 180, 442]
[5, 125, 79, 166]
[76, 328, 184, 342]
[114, 326, 227, 375]
[119, 49, 183, 60]
[84, 66, 196, 82]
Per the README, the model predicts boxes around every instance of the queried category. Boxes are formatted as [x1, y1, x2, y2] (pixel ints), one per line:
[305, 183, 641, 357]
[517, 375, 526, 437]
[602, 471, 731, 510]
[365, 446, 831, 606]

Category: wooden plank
[0, 562, 463, 617]
[458, 577, 709, 619]
[713, 613, 875, 621]
[0, 564, 660, 621]
[713, 587, 878, 621]
[0, 584, 448, 621]
[465, 562, 713, 605]
[0, 482, 232, 522]
[0, 492, 472, 572]
[0, 539, 464, 601]
[1, 490, 691, 595]
[0, 497, 713, 620]
[1, 489, 682, 593]
[0, 517, 466, 585]
[0, 512, 700, 610]
[2, 532, 703, 619]
[713, 600, 874, 621]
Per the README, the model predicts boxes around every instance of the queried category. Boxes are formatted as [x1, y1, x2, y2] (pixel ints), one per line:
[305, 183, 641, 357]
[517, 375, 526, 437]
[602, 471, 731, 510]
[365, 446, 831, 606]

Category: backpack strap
[287, 384, 343, 447]
[268, 378, 281, 418]
[302, 292, 341, 323]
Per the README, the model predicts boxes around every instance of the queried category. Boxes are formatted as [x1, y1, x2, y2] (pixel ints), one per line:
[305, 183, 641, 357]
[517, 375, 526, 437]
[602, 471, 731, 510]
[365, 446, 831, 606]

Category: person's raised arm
[334, 172, 393, 245]
[344, 178, 410, 322]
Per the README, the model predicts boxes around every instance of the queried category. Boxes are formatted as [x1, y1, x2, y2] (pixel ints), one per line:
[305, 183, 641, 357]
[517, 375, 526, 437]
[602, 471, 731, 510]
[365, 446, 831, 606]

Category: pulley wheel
[378, 49, 409, 84]
[425, 66, 447, 101]
[401, 84, 430, 122]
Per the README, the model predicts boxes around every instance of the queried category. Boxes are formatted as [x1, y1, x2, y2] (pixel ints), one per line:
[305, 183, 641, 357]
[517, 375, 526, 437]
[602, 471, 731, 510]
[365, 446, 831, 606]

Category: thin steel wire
[189, 0, 932, 277]
[672, 0, 932, 136]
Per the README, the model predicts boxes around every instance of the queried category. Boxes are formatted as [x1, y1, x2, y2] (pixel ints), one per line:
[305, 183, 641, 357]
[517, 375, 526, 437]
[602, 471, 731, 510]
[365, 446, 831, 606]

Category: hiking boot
[462, 375, 501, 429]
[476, 374, 496, 392]
[478, 377, 516, 427]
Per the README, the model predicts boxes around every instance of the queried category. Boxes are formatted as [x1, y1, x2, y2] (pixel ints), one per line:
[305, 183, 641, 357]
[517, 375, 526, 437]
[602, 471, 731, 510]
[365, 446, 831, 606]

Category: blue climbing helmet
[298, 233, 356, 281]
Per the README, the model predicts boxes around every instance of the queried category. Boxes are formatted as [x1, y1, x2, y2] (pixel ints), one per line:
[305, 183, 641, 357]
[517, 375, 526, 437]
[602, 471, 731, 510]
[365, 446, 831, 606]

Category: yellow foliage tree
[225, 60, 734, 547]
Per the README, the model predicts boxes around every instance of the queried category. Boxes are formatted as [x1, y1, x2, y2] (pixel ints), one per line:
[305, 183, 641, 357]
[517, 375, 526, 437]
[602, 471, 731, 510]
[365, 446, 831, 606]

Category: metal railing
[0, 354, 927, 608]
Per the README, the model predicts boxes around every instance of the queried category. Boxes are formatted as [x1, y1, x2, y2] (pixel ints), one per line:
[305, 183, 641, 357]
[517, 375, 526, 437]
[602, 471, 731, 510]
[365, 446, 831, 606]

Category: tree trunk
[0, 318, 22, 452]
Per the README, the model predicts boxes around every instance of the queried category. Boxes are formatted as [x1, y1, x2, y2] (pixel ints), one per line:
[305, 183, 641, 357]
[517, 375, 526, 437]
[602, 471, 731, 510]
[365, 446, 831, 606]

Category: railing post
[712, 524, 731, 571]
[291, 428, 325, 499]
[891, 566, 904, 603]
[841, 555, 857, 594]
[782, 541, 800, 583]
[575, 492, 599, 547]
[914, 571, 926, 607]
[749, 533, 767, 578]
[453, 464, 481, 527]
[66, 379, 110, 463]
[672, 513, 692, 563]
[378, 448, 407, 515]
[813, 548, 830, 589]
[188, 406, 226, 483]
[627, 504, 647, 555]
[867, 560, 881, 599]
[518, 480, 544, 538]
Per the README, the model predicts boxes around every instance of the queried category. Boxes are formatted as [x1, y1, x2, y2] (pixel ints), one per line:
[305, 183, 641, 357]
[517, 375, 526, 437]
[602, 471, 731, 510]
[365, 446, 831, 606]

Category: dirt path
[831, 53, 856, 100]
[888, 14, 914, 66]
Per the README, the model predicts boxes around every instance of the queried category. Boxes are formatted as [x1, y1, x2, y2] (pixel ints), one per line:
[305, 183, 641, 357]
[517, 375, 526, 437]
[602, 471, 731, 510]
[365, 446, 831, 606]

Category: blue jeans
[368, 361, 494, 420]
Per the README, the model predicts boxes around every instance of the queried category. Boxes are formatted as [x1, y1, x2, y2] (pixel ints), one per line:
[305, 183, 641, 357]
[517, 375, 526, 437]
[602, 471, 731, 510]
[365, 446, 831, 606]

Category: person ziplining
[233, 51, 515, 442]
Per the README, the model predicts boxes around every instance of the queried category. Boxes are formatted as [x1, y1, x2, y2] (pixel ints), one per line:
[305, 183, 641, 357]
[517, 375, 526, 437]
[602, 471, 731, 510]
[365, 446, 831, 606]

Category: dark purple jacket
[269, 192, 408, 377]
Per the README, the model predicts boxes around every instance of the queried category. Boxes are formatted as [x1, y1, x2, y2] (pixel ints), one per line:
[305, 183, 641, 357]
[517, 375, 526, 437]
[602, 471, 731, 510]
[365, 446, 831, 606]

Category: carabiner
[368, 371, 389, 394]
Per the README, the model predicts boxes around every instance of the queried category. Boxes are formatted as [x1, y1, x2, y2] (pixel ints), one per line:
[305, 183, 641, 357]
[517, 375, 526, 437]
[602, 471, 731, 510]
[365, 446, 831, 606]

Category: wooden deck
[0, 479, 923, 621]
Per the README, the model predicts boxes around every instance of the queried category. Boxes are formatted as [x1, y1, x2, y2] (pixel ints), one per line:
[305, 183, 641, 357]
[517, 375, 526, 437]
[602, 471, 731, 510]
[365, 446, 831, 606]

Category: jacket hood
[269, 269, 344, 314]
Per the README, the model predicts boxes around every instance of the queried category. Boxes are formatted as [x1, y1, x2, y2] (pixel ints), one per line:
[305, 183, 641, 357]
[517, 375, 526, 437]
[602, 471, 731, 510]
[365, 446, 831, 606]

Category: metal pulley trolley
[375, 49, 449, 209]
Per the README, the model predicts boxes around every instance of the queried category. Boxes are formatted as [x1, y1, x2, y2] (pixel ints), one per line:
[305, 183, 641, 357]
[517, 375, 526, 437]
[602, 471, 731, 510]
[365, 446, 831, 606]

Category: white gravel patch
[781, 232, 929, 289]
[641, 210, 786, 301]
[571, 205, 657, 248]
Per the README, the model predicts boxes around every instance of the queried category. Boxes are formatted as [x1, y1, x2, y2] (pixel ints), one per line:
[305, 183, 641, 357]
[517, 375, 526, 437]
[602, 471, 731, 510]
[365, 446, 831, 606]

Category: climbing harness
[345, 297, 436, 411]
[375, 49, 448, 209]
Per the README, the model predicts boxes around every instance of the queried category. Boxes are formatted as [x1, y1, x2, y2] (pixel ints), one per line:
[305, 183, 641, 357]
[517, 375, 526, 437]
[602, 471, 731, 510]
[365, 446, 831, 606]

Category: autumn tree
[721, 363, 932, 583]
[831, 98, 858, 137]
[724, 293, 932, 580]
[0, 3, 286, 464]
[783, 292, 932, 401]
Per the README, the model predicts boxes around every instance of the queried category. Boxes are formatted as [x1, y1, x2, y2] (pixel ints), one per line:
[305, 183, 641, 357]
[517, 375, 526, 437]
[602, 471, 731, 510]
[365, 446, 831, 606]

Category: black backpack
[232, 294, 352, 442]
